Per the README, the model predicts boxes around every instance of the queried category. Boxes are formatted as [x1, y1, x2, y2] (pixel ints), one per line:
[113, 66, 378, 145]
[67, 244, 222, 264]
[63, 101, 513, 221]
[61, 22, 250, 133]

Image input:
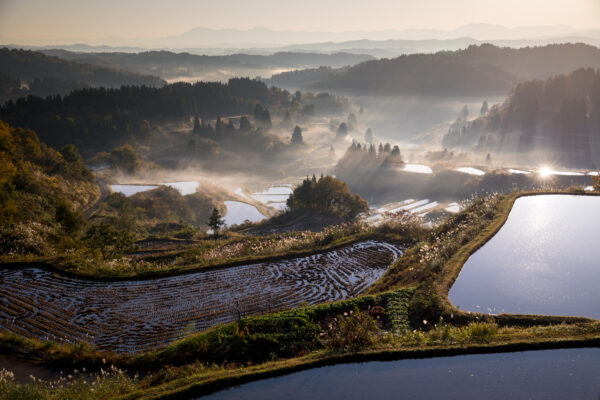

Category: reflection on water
[161, 181, 199, 195]
[204, 348, 600, 400]
[110, 181, 198, 196]
[402, 164, 432, 174]
[223, 200, 266, 226]
[450, 195, 600, 317]
[456, 167, 485, 176]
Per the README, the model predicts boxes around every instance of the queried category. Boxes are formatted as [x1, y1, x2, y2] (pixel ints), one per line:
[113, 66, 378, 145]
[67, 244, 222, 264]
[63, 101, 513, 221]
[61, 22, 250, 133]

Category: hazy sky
[1, 0, 599, 42]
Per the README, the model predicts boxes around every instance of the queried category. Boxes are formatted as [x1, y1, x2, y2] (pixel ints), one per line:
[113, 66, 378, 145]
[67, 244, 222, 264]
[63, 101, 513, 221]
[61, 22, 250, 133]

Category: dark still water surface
[203, 348, 600, 400]
[450, 195, 600, 318]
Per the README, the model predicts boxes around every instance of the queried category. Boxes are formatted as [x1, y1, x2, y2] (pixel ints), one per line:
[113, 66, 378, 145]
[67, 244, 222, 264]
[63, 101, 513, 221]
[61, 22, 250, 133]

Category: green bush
[468, 321, 498, 343]
[325, 307, 379, 350]
[407, 282, 445, 329]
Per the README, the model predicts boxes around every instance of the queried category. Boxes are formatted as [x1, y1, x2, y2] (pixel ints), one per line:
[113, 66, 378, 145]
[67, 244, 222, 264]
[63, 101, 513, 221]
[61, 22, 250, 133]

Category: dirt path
[83, 177, 111, 218]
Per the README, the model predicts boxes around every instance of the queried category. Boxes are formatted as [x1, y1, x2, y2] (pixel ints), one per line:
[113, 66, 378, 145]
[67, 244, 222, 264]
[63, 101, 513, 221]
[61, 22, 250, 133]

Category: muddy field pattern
[0, 241, 402, 353]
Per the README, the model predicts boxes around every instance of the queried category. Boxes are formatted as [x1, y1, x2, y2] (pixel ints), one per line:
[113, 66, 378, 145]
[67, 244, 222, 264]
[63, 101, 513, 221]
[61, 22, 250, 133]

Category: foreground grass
[5, 318, 600, 400]
[2, 219, 426, 279]
[0, 366, 136, 400]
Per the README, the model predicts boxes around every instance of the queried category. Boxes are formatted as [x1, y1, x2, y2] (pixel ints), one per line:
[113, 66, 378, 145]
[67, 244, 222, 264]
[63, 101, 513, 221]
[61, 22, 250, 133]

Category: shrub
[325, 307, 379, 350]
[286, 175, 368, 220]
[468, 321, 498, 343]
[173, 225, 202, 239]
[407, 282, 445, 329]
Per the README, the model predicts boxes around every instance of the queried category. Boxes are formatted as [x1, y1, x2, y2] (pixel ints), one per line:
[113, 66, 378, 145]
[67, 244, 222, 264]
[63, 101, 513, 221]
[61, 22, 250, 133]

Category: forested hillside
[268, 43, 600, 96]
[0, 121, 98, 254]
[442, 68, 600, 168]
[0, 78, 290, 154]
[40, 50, 374, 80]
[0, 48, 165, 101]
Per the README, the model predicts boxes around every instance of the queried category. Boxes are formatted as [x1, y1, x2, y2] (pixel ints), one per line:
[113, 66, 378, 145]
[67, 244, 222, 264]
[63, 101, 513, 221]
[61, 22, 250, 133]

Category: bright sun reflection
[538, 166, 553, 178]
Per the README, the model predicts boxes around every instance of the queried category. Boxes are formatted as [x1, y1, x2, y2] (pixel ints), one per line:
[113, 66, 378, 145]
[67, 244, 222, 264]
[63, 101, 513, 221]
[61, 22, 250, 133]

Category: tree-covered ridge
[268, 43, 600, 96]
[0, 48, 165, 101]
[443, 68, 600, 168]
[0, 78, 290, 154]
[40, 49, 374, 80]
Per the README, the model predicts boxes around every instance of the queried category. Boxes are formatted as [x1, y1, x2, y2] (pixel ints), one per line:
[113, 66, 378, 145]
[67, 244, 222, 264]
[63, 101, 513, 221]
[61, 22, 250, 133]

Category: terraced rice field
[0, 241, 401, 353]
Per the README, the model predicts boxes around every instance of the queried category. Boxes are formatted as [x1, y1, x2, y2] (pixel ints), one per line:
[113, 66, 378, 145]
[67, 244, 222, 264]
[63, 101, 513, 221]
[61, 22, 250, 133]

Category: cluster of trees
[330, 112, 360, 140]
[443, 68, 600, 168]
[336, 141, 404, 180]
[334, 141, 409, 201]
[268, 43, 600, 97]
[0, 78, 290, 155]
[253, 104, 272, 130]
[286, 174, 368, 220]
[189, 112, 287, 158]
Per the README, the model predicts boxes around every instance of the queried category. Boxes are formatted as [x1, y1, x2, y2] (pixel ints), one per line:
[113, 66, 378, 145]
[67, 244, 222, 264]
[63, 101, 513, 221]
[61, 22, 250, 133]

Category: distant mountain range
[4, 24, 600, 50]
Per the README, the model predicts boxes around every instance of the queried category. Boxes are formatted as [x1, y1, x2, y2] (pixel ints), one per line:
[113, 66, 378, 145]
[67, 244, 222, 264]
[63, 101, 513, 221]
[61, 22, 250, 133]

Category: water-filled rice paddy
[203, 348, 600, 400]
[0, 241, 401, 353]
[450, 195, 600, 318]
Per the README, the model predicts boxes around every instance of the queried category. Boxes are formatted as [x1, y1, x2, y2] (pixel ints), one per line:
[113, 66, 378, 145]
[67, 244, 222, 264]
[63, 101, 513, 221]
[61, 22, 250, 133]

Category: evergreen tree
[193, 116, 201, 134]
[368, 144, 376, 157]
[282, 111, 293, 128]
[336, 122, 348, 139]
[262, 108, 272, 131]
[225, 119, 236, 134]
[291, 125, 303, 144]
[480, 100, 489, 115]
[254, 104, 264, 123]
[215, 117, 225, 135]
[239, 115, 252, 132]
[208, 207, 225, 235]
[348, 113, 357, 131]
[364, 128, 373, 144]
